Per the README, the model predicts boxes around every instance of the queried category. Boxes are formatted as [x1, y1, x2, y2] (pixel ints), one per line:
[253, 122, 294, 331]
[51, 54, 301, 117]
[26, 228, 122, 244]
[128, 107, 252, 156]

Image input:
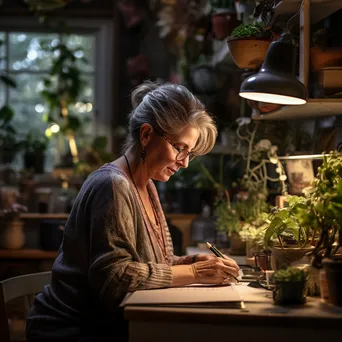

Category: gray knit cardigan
[26, 163, 180, 341]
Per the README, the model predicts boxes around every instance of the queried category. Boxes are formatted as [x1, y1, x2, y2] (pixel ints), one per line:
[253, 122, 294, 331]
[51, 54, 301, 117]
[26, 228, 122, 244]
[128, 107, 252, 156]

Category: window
[0, 18, 114, 172]
[0, 31, 96, 169]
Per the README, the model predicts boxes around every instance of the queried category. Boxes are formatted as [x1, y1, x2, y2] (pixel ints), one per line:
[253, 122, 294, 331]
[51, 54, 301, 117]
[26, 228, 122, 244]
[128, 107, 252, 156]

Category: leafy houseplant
[264, 196, 310, 248]
[273, 266, 308, 305]
[22, 131, 49, 174]
[297, 151, 342, 268]
[293, 151, 342, 306]
[40, 36, 88, 167]
[239, 212, 269, 256]
[264, 195, 314, 270]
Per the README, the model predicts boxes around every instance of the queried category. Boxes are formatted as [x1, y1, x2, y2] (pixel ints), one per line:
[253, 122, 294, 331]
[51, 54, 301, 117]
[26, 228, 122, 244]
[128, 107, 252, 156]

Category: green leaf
[0, 75, 16, 88]
[0, 105, 15, 125]
[66, 115, 81, 132]
[264, 217, 283, 244]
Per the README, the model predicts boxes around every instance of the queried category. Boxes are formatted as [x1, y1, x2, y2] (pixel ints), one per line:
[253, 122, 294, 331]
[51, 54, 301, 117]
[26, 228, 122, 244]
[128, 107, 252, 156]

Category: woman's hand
[196, 254, 240, 274]
[191, 255, 240, 285]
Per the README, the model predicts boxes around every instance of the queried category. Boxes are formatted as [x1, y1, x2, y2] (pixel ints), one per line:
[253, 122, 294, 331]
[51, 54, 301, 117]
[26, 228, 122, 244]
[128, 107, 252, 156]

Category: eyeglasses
[154, 128, 196, 162]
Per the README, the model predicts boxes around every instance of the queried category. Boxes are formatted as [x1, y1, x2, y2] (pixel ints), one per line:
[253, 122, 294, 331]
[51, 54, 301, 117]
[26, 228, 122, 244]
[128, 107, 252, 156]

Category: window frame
[0, 17, 114, 150]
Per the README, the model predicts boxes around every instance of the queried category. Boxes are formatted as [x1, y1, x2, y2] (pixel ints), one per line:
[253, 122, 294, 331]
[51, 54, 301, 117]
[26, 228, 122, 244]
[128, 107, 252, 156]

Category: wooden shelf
[274, 0, 342, 25]
[20, 213, 69, 220]
[17, 213, 197, 220]
[252, 98, 342, 120]
[0, 249, 57, 259]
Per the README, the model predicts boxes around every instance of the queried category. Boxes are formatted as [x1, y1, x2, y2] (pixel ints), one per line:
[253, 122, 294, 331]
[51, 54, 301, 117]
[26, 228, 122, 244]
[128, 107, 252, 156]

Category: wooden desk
[124, 284, 342, 342]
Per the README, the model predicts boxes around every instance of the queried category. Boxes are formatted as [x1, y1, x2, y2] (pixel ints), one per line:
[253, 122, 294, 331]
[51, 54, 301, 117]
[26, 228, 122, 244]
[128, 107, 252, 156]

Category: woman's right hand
[191, 257, 239, 284]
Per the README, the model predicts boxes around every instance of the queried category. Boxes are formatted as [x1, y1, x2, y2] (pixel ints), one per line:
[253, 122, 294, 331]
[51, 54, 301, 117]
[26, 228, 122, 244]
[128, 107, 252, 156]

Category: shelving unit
[0, 213, 197, 258]
[252, 0, 342, 121]
[252, 98, 342, 120]
[274, 0, 342, 26]
[0, 249, 57, 259]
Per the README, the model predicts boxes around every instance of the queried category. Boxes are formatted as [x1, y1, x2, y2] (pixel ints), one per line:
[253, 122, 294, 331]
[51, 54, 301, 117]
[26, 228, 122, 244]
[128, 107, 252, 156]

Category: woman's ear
[140, 123, 153, 147]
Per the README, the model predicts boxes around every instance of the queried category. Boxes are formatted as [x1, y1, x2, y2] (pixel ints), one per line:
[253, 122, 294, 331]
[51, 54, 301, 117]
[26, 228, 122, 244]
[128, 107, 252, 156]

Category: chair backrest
[0, 271, 52, 342]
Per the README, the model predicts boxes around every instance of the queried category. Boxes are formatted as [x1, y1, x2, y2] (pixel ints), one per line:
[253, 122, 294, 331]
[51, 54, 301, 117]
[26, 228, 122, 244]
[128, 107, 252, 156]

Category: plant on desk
[0, 203, 28, 250]
[273, 266, 308, 305]
[296, 151, 342, 306]
[22, 130, 50, 174]
[263, 195, 314, 271]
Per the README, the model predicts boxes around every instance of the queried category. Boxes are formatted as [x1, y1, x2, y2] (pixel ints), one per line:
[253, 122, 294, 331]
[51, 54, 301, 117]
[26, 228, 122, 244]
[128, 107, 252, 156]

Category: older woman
[26, 81, 239, 342]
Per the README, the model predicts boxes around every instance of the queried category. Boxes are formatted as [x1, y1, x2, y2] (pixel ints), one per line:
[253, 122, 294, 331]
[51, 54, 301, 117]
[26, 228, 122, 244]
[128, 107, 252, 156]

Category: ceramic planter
[227, 37, 271, 70]
[270, 246, 314, 271]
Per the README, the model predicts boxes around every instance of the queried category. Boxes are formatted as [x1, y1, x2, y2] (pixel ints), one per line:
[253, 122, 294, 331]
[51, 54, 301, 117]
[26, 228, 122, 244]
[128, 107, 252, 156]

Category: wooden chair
[0, 271, 52, 342]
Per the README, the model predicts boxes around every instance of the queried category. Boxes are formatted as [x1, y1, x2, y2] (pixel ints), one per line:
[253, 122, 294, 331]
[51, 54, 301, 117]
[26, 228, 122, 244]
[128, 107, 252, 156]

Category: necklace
[123, 154, 167, 262]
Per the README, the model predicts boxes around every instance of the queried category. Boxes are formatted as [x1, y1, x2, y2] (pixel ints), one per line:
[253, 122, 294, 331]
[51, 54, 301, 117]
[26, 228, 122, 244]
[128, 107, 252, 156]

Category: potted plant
[22, 131, 49, 174]
[273, 266, 308, 305]
[239, 212, 269, 258]
[297, 151, 342, 306]
[264, 195, 314, 270]
[227, 21, 275, 70]
[210, 0, 240, 40]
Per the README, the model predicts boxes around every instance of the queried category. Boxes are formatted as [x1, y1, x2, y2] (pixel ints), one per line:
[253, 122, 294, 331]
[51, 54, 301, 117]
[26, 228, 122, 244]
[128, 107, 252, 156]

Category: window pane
[65, 34, 94, 72]
[9, 73, 48, 135]
[0, 84, 4, 108]
[9, 33, 59, 71]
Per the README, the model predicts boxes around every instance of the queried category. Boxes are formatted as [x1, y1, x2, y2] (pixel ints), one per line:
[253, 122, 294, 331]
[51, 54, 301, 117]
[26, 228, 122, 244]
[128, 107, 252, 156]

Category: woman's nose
[177, 156, 189, 168]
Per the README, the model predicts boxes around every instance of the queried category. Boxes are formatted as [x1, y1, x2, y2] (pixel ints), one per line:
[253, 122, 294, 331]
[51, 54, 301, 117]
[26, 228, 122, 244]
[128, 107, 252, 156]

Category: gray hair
[123, 81, 217, 156]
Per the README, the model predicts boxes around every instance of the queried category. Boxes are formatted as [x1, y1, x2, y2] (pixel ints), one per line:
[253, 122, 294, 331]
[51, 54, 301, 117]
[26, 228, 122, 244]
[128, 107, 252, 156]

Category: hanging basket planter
[227, 37, 271, 70]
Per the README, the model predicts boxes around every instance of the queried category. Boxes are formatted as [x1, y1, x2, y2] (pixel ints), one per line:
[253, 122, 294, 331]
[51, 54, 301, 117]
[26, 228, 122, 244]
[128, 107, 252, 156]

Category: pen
[206, 242, 239, 283]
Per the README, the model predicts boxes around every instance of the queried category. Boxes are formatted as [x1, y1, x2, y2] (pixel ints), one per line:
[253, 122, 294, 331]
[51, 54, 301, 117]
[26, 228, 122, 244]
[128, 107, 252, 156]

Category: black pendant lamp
[239, 33, 308, 105]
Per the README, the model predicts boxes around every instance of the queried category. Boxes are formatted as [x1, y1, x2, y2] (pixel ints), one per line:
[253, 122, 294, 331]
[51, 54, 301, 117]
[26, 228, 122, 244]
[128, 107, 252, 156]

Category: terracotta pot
[310, 46, 342, 72]
[227, 38, 271, 70]
[211, 11, 239, 40]
[270, 246, 314, 271]
[0, 218, 25, 249]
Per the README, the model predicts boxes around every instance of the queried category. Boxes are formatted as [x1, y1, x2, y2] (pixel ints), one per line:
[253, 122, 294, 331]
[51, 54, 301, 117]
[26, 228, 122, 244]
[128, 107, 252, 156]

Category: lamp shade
[239, 33, 308, 105]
